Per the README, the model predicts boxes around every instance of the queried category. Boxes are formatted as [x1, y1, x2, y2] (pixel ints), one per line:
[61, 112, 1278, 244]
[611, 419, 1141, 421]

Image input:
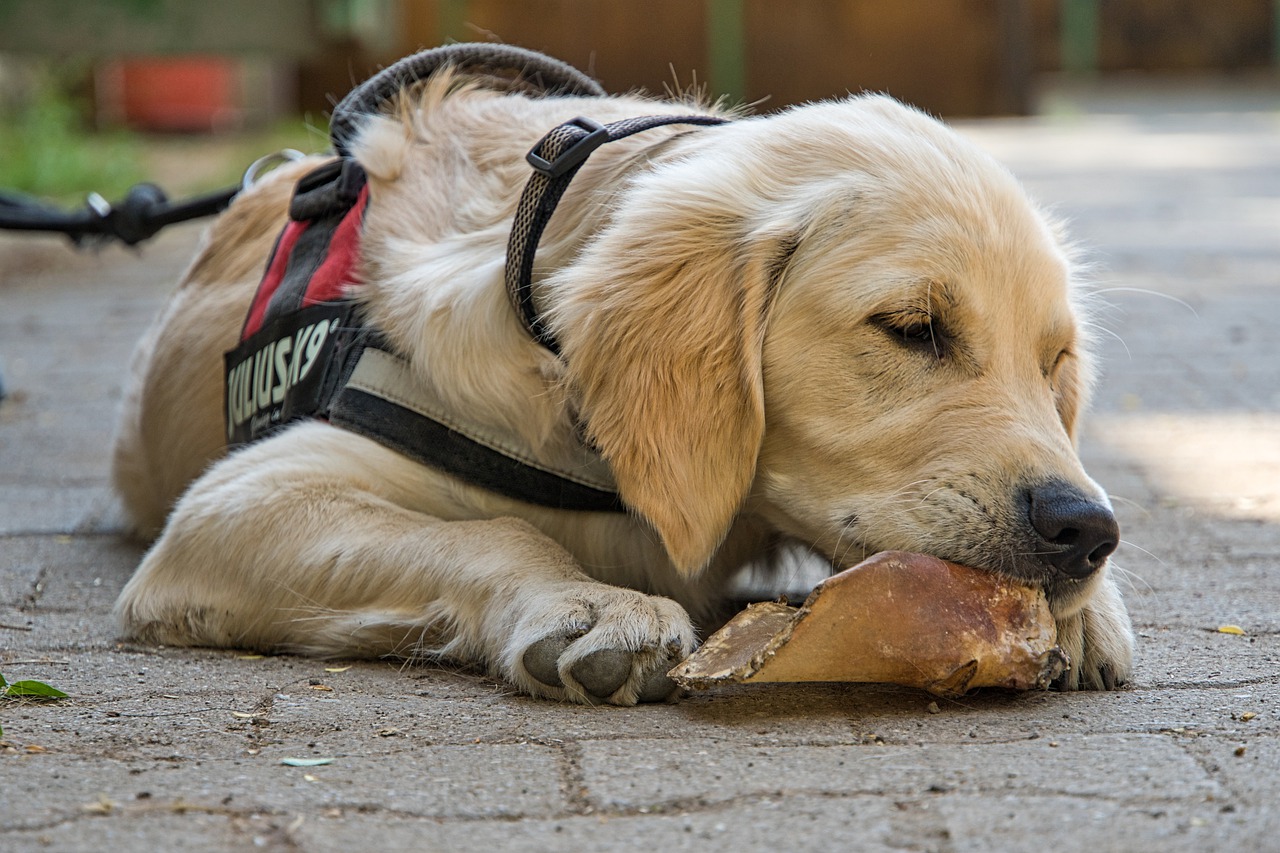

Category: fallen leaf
[1240, 712, 1257, 722]
[237, 654, 264, 660]
[4, 680, 68, 699]
[81, 797, 115, 815]
[309, 684, 334, 692]
[303, 774, 319, 782]
[25, 744, 47, 753]
[324, 666, 351, 673]
[1217, 625, 1246, 635]
[230, 711, 257, 719]
[281, 757, 334, 767]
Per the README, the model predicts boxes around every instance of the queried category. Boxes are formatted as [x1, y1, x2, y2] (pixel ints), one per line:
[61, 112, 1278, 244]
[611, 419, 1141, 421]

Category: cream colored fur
[112, 73, 1133, 704]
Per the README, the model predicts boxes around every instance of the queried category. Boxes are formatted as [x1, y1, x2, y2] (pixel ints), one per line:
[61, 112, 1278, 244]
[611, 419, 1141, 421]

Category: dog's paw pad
[570, 648, 633, 699]
[523, 635, 576, 688]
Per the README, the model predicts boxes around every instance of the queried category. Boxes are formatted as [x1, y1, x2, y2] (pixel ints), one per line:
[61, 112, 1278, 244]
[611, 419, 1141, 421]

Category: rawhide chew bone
[669, 551, 1068, 697]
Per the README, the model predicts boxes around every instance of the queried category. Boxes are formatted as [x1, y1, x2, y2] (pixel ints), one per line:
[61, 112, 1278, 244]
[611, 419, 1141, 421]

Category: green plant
[0, 671, 67, 738]
[0, 69, 146, 206]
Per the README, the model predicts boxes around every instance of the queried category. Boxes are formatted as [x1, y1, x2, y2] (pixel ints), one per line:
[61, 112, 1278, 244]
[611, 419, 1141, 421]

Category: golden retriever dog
[112, 65, 1133, 705]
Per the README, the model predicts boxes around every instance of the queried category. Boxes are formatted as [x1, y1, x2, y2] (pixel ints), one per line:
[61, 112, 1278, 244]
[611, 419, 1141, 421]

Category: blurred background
[0, 0, 1277, 203]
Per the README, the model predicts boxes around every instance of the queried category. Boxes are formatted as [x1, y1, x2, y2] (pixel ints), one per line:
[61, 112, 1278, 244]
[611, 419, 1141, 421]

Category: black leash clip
[84, 183, 170, 247]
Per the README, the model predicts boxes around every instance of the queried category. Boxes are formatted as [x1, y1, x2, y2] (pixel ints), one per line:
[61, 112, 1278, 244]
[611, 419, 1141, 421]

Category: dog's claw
[523, 635, 573, 687]
[1097, 662, 1125, 691]
[636, 645, 683, 702]
[637, 669, 678, 703]
[571, 648, 633, 698]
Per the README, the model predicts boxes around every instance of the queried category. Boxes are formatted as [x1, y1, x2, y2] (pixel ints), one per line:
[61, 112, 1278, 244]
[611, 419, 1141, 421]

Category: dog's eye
[872, 313, 945, 358]
[897, 320, 933, 343]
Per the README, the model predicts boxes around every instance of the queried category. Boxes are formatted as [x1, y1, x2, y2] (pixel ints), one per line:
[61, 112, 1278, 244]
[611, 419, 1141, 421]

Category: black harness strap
[504, 114, 730, 355]
[329, 346, 626, 513]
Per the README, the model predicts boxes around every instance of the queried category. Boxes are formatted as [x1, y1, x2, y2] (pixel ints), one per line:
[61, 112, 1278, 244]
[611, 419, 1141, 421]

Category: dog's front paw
[1054, 570, 1134, 690]
[506, 584, 696, 705]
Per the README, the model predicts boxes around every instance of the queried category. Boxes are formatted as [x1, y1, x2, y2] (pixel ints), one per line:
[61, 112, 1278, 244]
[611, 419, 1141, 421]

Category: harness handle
[329, 43, 606, 157]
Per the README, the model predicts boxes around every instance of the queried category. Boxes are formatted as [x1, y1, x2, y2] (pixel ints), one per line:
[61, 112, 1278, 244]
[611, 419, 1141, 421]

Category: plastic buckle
[526, 117, 610, 179]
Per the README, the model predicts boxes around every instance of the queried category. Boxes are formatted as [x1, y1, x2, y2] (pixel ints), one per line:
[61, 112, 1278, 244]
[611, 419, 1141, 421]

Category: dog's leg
[1054, 569, 1134, 690]
[114, 425, 695, 706]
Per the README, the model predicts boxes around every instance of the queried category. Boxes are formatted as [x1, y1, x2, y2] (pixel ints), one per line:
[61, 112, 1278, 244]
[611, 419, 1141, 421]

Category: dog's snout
[1027, 482, 1119, 579]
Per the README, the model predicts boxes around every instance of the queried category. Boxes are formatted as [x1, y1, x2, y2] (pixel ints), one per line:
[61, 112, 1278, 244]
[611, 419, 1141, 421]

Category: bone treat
[669, 551, 1068, 697]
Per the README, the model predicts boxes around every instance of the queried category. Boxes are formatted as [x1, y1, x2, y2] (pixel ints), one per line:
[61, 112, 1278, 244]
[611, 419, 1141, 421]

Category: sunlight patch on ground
[1090, 413, 1280, 521]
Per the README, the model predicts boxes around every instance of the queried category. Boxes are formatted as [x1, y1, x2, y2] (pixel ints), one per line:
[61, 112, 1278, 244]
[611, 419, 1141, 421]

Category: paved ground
[1, 81, 1277, 851]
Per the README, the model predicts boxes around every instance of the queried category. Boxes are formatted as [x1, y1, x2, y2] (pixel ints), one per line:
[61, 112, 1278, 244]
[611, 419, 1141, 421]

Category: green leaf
[0, 672, 7, 689]
[4, 680, 68, 699]
[280, 757, 334, 767]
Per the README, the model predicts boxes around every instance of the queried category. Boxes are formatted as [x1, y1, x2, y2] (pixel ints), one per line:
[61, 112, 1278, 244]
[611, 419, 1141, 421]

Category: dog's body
[113, 71, 1133, 704]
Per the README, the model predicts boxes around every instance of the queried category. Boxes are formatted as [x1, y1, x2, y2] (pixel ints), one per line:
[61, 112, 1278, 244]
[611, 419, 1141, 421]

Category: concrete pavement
[1, 81, 1277, 851]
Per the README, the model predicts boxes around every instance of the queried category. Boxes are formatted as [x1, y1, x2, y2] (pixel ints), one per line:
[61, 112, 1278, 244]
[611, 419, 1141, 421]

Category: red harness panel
[224, 163, 369, 446]
[241, 184, 369, 340]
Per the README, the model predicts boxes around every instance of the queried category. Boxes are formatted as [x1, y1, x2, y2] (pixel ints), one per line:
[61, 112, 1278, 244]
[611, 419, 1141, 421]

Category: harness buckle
[525, 116, 610, 179]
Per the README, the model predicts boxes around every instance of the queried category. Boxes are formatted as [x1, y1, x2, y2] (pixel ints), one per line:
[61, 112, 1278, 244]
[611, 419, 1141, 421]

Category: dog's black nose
[1027, 481, 1119, 579]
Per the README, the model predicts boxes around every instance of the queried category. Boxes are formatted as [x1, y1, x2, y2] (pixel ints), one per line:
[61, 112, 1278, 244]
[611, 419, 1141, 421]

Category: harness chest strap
[330, 346, 625, 513]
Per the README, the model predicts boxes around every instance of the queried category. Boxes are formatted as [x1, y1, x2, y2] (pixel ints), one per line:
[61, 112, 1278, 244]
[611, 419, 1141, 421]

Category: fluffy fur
[112, 72, 1133, 704]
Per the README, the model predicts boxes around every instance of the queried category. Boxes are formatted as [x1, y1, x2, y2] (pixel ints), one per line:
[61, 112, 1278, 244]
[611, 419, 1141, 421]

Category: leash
[0, 183, 236, 248]
[0, 150, 306, 248]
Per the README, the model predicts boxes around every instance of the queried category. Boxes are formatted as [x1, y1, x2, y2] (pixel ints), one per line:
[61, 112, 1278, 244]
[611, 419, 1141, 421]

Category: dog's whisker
[1080, 320, 1133, 360]
[1105, 493, 1152, 516]
[1115, 538, 1166, 567]
[1106, 561, 1154, 596]
[1089, 287, 1200, 318]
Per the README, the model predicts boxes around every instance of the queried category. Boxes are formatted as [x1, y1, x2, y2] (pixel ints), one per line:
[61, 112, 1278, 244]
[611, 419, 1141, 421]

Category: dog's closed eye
[871, 311, 948, 359]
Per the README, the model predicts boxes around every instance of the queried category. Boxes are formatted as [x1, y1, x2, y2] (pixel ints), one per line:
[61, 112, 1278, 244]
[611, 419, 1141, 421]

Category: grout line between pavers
[555, 740, 593, 816]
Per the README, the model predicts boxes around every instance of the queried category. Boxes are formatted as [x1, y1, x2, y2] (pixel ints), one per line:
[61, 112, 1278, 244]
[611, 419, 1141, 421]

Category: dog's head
[552, 95, 1115, 617]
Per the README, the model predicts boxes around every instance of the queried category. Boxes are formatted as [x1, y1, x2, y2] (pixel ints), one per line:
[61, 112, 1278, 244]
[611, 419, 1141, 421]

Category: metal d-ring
[241, 149, 307, 192]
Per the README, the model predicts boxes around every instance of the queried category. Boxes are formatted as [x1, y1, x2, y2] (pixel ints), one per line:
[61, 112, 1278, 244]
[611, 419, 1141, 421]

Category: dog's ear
[553, 201, 796, 577]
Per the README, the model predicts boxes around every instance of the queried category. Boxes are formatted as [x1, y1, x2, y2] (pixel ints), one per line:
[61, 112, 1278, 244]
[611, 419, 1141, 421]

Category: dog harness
[223, 45, 728, 513]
